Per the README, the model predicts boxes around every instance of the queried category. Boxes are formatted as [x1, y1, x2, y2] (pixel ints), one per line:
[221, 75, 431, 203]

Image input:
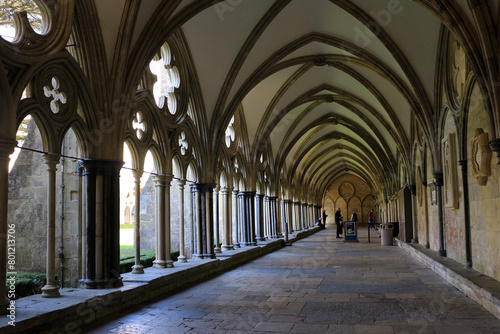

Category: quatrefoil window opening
[225, 116, 235, 148]
[178, 131, 188, 156]
[149, 43, 180, 114]
[43, 76, 67, 114]
[132, 112, 147, 140]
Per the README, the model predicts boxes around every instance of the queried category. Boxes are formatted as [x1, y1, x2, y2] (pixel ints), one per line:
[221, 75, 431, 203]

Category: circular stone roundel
[339, 181, 354, 199]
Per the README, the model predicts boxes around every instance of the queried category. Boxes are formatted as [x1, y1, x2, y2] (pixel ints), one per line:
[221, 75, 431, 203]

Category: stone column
[0, 141, 15, 308]
[301, 203, 308, 230]
[82, 159, 123, 289]
[194, 183, 216, 258]
[281, 199, 290, 244]
[190, 183, 195, 254]
[132, 170, 144, 274]
[239, 192, 247, 245]
[193, 184, 203, 258]
[268, 196, 278, 238]
[77, 161, 85, 281]
[233, 189, 240, 248]
[153, 175, 167, 268]
[240, 191, 256, 246]
[276, 198, 282, 237]
[41, 154, 61, 297]
[255, 193, 265, 241]
[308, 204, 314, 228]
[214, 186, 221, 253]
[409, 184, 418, 243]
[434, 172, 446, 257]
[177, 179, 187, 262]
[292, 202, 300, 231]
[221, 186, 234, 250]
[458, 160, 472, 268]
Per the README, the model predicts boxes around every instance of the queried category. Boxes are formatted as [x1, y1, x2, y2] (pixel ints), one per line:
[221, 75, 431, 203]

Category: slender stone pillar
[301, 203, 308, 230]
[240, 191, 256, 246]
[153, 176, 167, 268]
[77, 161, 86, 281]
[193, 185, 203, 258]
[82, 159, 123, 289]
[177, 179, 187, 262]
[276, 198, 282, 237]
[233, 190, 240, 248]
[41, 154, 61, 297]
[0, 141, 15, 309]
[132, 170, 144, 274]
[214, 186, 221, 253]
[292, 202, 299, 231]
[434, 172, 446, 257]
[190, 183, 195, 254]
[264, 195, 269, 237]
[268, 196, 278, 238]
[221, 186, 234, 250]
[458, 160, 472, 268]
[255, 194, 265, 241]
[282, 199, 290, 244]
[194, 183, 216, 258]
[314, 205, 321, 222]
[308, 204, 314, 228]
[164, 175, 174, 268]
[408, 185, 418, 243]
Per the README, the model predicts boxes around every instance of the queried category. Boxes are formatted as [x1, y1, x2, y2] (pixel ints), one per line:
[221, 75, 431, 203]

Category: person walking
[335, 208, 343, 238]
[368, 209, 375, 230]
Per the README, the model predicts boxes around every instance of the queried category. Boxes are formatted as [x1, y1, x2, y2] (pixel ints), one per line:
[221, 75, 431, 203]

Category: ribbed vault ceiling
[94, 0, 479, 195]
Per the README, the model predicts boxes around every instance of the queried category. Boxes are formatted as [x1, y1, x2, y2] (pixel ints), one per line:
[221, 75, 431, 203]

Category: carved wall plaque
[471, 128, 492, 186]
[339, 181, 354, 199]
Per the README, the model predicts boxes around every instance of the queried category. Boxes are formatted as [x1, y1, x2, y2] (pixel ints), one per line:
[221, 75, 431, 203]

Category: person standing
[321, 210, 327, 229]
[351, 210, 358, 223]
[335, 208, 343, 238]
[368, 209, 375, 229]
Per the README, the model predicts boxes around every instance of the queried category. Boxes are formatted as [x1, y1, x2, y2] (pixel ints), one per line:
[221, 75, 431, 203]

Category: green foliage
[0, 0, 42, 30]
[5, 272, 48, 300]
[119, 248, 180, 273]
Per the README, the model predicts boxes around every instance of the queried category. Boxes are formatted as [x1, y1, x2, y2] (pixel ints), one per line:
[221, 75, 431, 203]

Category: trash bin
[381, 223, 394, 246]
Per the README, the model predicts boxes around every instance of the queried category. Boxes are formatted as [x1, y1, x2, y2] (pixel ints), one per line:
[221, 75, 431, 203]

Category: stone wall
[467, 84, 500, 281]
[323, 174, 374, 226]
[8, 120, 81, 287]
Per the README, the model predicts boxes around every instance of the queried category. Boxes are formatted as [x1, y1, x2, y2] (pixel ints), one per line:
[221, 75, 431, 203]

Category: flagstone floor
[84, 227, 500, 333]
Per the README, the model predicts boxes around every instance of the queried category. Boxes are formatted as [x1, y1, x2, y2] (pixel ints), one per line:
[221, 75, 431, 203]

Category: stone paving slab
[3, 226, 500, 333]
[81, 228, 500, 334]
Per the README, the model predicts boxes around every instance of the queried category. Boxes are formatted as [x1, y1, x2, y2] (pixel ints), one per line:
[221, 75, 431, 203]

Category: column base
[256, 237, 266, 241]
[82, 277, 123, 289]
[41, 284, 61, 298]
[222, 245, 234, 251]
[411, 238, 418, 244]
[153, 260, 166, 269]
[132, 264, 144, 274]
[177, 255, 188, 263]
[233, 243, 241, 248]
[166, 260, 174, 268]
[215, 247, 222, 253]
